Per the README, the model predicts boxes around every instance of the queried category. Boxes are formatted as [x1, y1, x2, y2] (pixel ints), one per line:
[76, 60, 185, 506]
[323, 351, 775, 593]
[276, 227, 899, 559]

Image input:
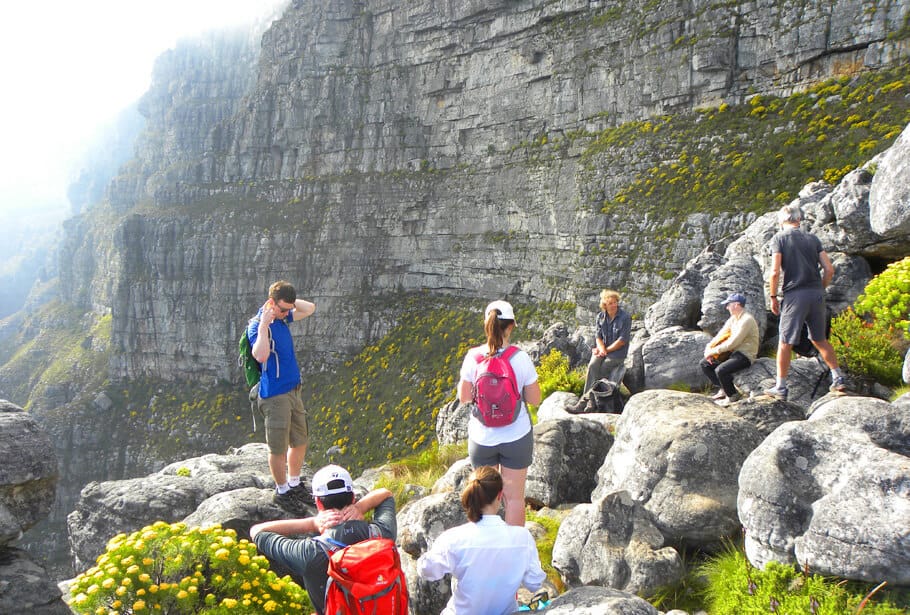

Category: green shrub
[854, 256, 910, 339]
[535, 349, 585, 407]
[698, 543, 909, 614]
[526, 511, 565, 594]
[68, 522, 308, 614]
[831, 308, 904, 386]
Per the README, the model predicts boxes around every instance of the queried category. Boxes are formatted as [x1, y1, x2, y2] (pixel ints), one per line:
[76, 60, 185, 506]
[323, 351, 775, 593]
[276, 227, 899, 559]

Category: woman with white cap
[458, 300, 541, 526]
[700, 292, 759, 406]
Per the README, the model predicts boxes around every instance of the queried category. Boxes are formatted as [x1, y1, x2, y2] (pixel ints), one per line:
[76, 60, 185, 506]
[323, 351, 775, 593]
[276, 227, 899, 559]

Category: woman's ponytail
[461, 466, 503, 522]
[484, 310, 513, 356]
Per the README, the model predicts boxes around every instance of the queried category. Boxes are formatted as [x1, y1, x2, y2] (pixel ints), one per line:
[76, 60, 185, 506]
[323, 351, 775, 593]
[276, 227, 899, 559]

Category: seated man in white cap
[250, 465, 397, 615]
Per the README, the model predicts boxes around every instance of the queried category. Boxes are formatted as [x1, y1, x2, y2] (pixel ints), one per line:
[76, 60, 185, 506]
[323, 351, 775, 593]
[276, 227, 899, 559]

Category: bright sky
[0, 0, 287, 215]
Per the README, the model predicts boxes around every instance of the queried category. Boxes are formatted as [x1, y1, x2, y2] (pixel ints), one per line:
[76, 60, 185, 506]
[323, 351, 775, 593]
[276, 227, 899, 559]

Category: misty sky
[0, 0, 287, 219]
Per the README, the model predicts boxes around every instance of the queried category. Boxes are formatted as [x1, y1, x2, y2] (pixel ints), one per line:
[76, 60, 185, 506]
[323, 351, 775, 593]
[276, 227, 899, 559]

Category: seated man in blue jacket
[250, 464, 396, 615]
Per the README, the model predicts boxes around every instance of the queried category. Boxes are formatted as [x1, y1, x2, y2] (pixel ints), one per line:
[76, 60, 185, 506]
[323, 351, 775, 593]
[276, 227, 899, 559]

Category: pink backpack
[472, 346, 522, 427]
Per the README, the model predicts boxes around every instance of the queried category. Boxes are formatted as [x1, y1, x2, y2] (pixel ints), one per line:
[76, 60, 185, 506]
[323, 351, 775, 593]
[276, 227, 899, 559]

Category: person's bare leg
[287, 444, 307, 480]
[269, 453, 287, 486]
[500, 465, 528, 526]
[812, 339, 840, 371]
[776, 342, 793, 381]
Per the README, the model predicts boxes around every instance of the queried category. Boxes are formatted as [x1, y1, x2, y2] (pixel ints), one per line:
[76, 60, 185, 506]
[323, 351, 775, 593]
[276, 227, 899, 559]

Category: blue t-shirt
[247, 308, 301, 398]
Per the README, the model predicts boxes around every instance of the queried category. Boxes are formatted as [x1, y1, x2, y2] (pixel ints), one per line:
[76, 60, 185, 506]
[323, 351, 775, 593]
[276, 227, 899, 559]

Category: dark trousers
[700, 351, 751, 396]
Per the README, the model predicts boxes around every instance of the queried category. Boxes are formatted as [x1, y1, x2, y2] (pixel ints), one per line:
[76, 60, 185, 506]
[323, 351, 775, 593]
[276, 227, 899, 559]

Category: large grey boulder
[739, 396, 910, 585]
[732, 356, 830, 408]
[182, 487, 293, 539]
[0, 401, 58, 546]
[644, 250, 724, 334]
[67, 444, 278, 571]
[537, 391, 621, 432]
[593, 390, 766, 545]
[524, 321, 591, 368]
[0, 547, 70, 615]
[397, 489, 466, 615]
[551, 491, 682, 596]
[698, 255, 766, 339]
[435, 399, 470, 445]
[870, 123, 910, 240]
[538, 585, 659, 614]
[526, 418, 613, 508]
[641, 327, 710, 391]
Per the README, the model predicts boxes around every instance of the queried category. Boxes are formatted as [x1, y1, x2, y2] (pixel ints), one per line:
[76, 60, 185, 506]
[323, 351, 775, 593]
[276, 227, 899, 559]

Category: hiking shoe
[273, 488, 298, 509]
[763, 385, 789, 401]
[716, 393, 741, 407]
[289, 482, 315, 506]
[829, 376, 847, 393]
[710, 389, 726, 401]
[566, 397, 590, 414]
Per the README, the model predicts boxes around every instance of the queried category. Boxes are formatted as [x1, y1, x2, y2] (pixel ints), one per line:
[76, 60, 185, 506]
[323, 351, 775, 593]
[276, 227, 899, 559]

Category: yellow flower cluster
[68, 521, 309, 614]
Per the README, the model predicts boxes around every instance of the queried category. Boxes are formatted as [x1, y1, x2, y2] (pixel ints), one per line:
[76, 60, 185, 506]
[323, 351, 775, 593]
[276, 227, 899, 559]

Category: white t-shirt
[459, 346, 538, 446]
[417, 515, 546, 615]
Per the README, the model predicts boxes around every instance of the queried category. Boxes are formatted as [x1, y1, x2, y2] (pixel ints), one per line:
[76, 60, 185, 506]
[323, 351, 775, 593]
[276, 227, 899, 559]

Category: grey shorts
[469, 428, 534, 470]
[779, 287, 827, 345]
[258, 386, 308, 455]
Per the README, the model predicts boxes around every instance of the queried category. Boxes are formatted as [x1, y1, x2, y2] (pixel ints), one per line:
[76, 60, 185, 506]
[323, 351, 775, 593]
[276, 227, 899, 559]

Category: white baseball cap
[311, 464, 354, 497]
[484, 300, 516, 323]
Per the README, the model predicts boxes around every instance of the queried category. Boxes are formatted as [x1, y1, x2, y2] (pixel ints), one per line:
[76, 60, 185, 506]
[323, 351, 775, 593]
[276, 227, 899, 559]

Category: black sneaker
[289, 483, 315, 506]
[273, 488, 298, 510]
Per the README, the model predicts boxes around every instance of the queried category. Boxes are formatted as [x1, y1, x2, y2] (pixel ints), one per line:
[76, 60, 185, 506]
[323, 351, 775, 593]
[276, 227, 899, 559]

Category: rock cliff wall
[59, 0, 910, 381]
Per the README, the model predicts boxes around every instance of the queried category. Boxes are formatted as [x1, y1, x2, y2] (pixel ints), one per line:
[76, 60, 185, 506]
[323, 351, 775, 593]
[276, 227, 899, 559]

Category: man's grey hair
[777, 204, 803, 224]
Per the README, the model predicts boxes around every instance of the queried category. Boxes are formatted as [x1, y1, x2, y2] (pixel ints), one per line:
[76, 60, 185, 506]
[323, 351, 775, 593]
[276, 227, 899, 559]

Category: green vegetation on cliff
[588, 65, 910, 222]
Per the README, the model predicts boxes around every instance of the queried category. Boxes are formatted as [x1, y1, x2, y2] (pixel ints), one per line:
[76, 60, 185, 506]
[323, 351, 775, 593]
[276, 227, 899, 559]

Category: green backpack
[238, 328, 261, 388]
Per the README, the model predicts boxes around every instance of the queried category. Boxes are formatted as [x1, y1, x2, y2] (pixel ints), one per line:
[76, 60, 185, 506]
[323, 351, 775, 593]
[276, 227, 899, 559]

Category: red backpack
[472, 345, 523, 427]
[320, 537, 409, 615]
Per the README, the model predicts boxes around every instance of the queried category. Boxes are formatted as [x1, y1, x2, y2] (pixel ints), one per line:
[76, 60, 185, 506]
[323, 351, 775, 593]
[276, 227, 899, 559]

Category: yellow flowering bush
[68, 522, 309, 614]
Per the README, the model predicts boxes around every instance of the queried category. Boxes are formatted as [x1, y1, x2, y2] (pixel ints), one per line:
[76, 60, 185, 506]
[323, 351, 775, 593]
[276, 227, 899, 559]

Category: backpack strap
[474, 345, 519, 362]
[313, 535, 347, 555]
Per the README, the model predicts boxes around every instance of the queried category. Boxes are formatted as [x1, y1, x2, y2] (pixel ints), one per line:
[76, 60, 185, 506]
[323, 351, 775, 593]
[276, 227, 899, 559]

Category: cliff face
[59, 0, 910, 382]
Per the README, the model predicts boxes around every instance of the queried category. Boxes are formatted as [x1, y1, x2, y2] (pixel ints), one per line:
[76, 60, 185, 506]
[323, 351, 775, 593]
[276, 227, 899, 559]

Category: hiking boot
[289, 482, 315, 506]
[763, 385, 789, 401]
[829, 376, 847, 393]
[716, 393, 741, 407]
[566, 397, 591, 414]
[273, 488, 299, 510]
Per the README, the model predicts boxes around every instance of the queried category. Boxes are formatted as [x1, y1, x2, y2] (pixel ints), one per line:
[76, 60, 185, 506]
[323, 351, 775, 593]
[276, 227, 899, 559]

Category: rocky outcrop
[552, 490, 683, 596]
[537, 585, 659, 615]
[66, 443, 300, 572]
[0, 402, 57, 541]
[870, 124, 910, 238]
[739, 396, 910, 585]
[592, 391, 771, 545]
[526, 417, 613, 508]
[0, 401, 68, 614]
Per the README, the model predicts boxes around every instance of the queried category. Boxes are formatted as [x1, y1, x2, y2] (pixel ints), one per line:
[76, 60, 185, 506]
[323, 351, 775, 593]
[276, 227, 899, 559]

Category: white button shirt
[417, 515, 546, 615]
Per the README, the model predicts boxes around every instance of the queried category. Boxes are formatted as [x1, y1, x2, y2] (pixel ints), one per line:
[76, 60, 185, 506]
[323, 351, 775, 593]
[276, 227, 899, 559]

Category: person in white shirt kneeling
[417, 465, 546, 615]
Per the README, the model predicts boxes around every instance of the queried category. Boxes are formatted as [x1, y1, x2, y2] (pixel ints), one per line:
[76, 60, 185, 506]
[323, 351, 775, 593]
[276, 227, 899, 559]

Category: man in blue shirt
[248, 280, 316, 505]
[570, 289, 632, 413]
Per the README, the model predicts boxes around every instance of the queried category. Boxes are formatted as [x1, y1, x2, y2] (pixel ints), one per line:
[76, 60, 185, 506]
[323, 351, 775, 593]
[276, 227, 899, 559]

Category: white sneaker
[711, 389, 726, 400]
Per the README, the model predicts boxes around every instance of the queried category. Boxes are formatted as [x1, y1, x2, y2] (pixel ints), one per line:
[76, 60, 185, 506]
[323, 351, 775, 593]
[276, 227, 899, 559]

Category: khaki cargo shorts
[258, 386, 308, 455]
